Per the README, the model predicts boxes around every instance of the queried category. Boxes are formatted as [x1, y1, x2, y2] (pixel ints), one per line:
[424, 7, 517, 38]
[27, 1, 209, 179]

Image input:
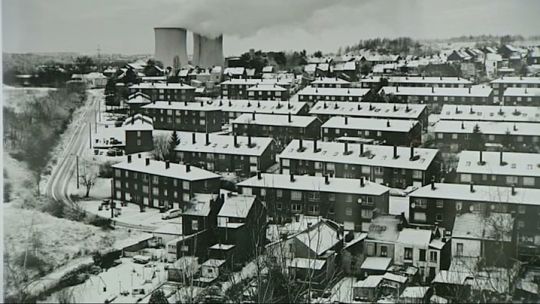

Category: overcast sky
[3, 0, 540, 56]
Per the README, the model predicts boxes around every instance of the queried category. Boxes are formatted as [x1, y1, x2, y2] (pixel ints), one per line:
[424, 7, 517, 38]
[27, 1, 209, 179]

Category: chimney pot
[344, 116, 348, 125]
[470, 182, 475, 193]
[393, 145, 398, 159]
[290, 173, 295, 182]
[192, 132, 196, 144]
[313, 139, 320, 153]
[145, 158, 150, 166]
[479, 150, 484, 165]
[431, 178, 436, 190]
[500, 151, 504, 165]
[288, 112, 292, 123]
[205, 132, 210, 145]
[127, 155, 132, 163]
[257, 171, 262, 180]
[511, 184, 516, 195]
[166, 161, 170, 169]
[234, 135, 239, 147]
[360, 143, 364, 156]
[138, 153, 142, 159]
[409, 146, 414, 160]
[186, 164, 191, 172]
[360, 177, 365, 187]
[324, 175, 330, 185]
[298, 138, 303, 151]
[252, 112, 256, 120]
[344, 141, 349, 155]
[248, 135, 253, 147]
[387, 120, 391, 128]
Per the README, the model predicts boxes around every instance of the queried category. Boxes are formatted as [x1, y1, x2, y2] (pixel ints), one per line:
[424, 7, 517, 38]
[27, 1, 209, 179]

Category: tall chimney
[511, 184, 516, 195]
[192, 132, 196, 144]
[324, 175, 330, 185]
[360, 143, 364, 156]
[431, 178, 436, 190]
[360, 177, 365, 187]
[393, 145, 398, 159]
[290, 173, 295, 182]
[479, 150, 484, 164]
[344, 141, 349, 155]
[205, 132, 210, 145]
[127, 155, 132, 163]
[500, 151, 504, 165]
[248, 135, 253, 148]
[186, 164, 191, 172]
[288, 112, 292, 123]
[313, 139, 320, 153]
[234, 135, 239, 147]
[344, 116, 348, 125]
[252, 112, 256, 120]
[431, 86, 435, 93]
[409, 146, 414, 160]
[145, 158, 150, 166]
[166, 160, 170, 169]
[298, 138, 303, 151]
[470, 182, 475, 193]
[257, 171, 262, 180]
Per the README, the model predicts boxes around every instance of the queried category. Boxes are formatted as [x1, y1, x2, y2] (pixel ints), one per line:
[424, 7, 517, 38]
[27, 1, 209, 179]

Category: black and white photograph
[2, 0, 540, 303]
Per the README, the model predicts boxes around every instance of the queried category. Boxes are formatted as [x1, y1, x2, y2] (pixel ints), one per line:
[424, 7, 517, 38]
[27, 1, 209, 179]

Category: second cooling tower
[192, 33, 224, 68]
[154, 27, 189, 70]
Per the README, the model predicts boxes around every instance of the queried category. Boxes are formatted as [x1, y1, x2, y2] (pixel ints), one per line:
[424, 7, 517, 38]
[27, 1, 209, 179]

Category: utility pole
[76, 155, 80, 189]
[95, 110, 97, 134]
[88, 122, 92, 148]
[97, 44, 102, 72]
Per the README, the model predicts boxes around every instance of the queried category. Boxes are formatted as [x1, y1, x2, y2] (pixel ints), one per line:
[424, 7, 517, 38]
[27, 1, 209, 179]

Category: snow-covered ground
[2, 85, 56, 113]
[40, 257, 169, 303]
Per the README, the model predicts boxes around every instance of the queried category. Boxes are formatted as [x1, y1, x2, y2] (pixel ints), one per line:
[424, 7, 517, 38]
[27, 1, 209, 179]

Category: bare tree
[152, 133, 170, 161]
[79, 158, 98, 198]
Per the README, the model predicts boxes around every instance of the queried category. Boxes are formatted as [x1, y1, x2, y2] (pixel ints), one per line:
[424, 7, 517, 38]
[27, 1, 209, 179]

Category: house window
[518, 206, 526, 214]
[380, 246, 388, 257]
[523, 177, 535, 186]
[436, 200, 444, 208]
[345, 207, 353, 216]
[291, 204, 302, 212]
[192, 220, 198, 231]
[361, 209, 373, 219]
[291, 191, 302, 201]
[419, 249, 426, 262]
[506, 176, 518, 185]
[461, 174, 472, 183]
[307, 205, 319, 214]
[436, 214, 442, 222]
[367, 243, 375, 256]
[182, 181, 190, 190]
[415, 199, 427, 209]
[308, 192, 320, 202]
[414, 212, 426, 222]
[456, 243, 464, 256]
[277, 190, 283, 198]
[456, 202, 462, 211]
[518, 220, 525, 229]
[329, 193, 336, 201]
[426, 251, 437, 264]
[276, 203, 282, 210]
[404, 247, 413, 260]
[345, 195, 353, 203]
[182, 193, 190, 202]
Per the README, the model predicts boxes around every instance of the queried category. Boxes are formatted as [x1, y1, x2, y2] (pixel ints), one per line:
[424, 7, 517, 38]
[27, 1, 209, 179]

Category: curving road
[45, 90, 100, 205]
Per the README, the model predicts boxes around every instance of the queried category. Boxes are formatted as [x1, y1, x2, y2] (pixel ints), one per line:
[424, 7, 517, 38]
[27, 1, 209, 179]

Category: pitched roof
[141, 101, 221, 111]
[397, 228, 432, 247]
[218, 194, 256, 219]
[503, 87, 540, 97]
[237, 173, 390, 196]
[367, 215, 402, 242]
[295, 221, 340, 256]
[457, 150, 540, 178]
[129, 82, 195, 90]
[298, 86, 370, 97]
[434, 120, 540, 136]
[309, 101, 426, 120]
[279, 140, 438, 171]
[439, 105, 540, 123]
[210, 99, 307, 115]
[123, 114, 153, 131]
[322, 116, 418, 133]
[452, 213, 514, 242]
[380, 86, 492, 98]
[232, 113, 318, 128]
[360, 257, 392, 271]
[174, 132, 273, 157]
[112, 157, 220, 181]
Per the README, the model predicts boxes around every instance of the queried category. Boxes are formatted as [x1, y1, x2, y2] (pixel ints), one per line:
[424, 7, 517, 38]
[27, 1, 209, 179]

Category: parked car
[133, 255, 151, 264]
[161, 208, 182, 220]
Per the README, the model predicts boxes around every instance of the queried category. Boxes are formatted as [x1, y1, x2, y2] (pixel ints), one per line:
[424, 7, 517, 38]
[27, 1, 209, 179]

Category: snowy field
[3, 85, 56, 113]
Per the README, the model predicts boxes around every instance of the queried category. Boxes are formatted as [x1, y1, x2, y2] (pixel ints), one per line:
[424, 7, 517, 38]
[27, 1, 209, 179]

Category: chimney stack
[165, 160, 170, 169]
[344, 116, 348, 125]
[252, 112, 256, 120]
[127, 155, 132, 163]
[257, 171, 262, 180]
[288, 112, 292, 123]
[431, 86, 435, 93]
[360, 143, 364, 156]
[500, 151, 504, 165]
[468, 87, 471, 94]
[360, 177, 365, 187]
[184, 100, 188, 106]
[168, 100, 171, 106]
[290, 173, 295, 182]
[511, 184, 516, 196]
[205, 132, 210, 145]
[344, 141, 349, 155]
[393, 145, 398, 159]
[192, 132, 196, 144]
[248, 135, 253, 148]
[470, 182, 475, 193]
[298, 138, 303, 151]
[234, 135, 239, 147]
[409, 146, 414, 160]
[145, 158, 150, 166]
[387, 120, 391, 128]
[323, 102, 327, 109]
[313, 139, 320, 153]
[186, 164, 191, 172]
[431, 178, 436, 190]
[138, 153, 142, 159]
[324, 175, 330, 185]
[479, 150, 484, 165]
[461, 121, 465, 130]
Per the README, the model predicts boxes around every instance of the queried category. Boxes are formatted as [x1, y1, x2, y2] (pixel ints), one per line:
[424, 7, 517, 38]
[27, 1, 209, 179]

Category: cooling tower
[154, 27, 189, 70]
[192, 33, 224, 68]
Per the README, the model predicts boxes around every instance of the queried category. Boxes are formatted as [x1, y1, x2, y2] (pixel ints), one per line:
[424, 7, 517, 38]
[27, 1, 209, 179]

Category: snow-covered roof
[279, 140, 438, 171]
[333, 61, 356, 71]
[286, 257, 326, 270]
[309, 101, 426, 120]
[380, 86, 492, 98]
[218, 194, 256, 219]
[434, 120, 540, 136]
[202, 259, 226, 267]
[383, 272, 408, 284]
[220, 78, 291, 86]
[122, 114, 153, 131]
[503, 87, 540, 97]
[439, 105, 540, 123]
[246, 83, 286, 91]
[209, 243, 235, 250]
[322, 116, 418, 133]
[295, 221, 340, 256]
[298, 86, 370, 97]
[223, 67, 245, 75]
[238, 173, 390, 196]
[129, 82, 195, 90]
[262, 66, 274, 73]
[210, 99, 307, 115]
[360, 257, 392, 271]
[400, 286, 431, 299]
[354, 275, 384, 288]
[153, 223, 183, 235]
[452, 213, 513, 242]
[432, 270, 471, 285]
[112, 157, 220, 181]
[397, 228, 432, 247]
[181, 193, 217, 216]
[457, 150, 540, 178]
[344, 233, 368, 250]
[127, 92, 152, 104]
[411, 183, 540, 206]
[174, 132, 273, 157]
[141, 101, 221, 111]
[232, 113, 318, 128]
[311, 77, 351, 85]
[361, 76, 472, 85]
[491, 76, 540, 85]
